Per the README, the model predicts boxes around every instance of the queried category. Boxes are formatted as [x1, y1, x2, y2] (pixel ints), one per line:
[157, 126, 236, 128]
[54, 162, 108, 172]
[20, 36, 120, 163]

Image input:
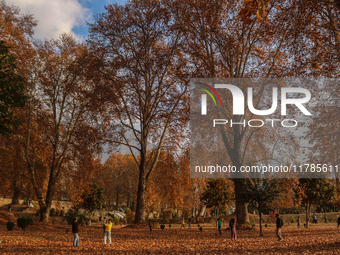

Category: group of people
[72, 212, 340, 247]
[72, 218, 113, 247]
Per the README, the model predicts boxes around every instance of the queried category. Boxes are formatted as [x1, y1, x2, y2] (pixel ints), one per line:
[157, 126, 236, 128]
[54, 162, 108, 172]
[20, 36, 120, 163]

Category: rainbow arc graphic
[196, 82, 223, 106]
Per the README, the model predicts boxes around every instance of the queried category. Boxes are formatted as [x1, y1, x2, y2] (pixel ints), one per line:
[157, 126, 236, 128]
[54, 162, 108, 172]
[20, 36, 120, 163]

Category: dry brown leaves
[1, 224, 340, 254]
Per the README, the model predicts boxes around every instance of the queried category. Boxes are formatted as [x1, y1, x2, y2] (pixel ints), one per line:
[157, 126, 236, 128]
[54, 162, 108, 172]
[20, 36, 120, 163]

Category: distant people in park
[149, 219, 153, 232]
[72, 218, 79, 247]
[8, 205, 11, 212]
[312, 214, 317, 224]
[196, 217, 199, 224]
[188, 218, 192, 230]
[229, 218, 237, 241]
[324, 214, 327, 224]
[297, 216, 301, 229]
[103, 219, 113, 245]
[218, 218, 222, 235]
[181, 217, 185, 229]
[275, 214, 284, 241]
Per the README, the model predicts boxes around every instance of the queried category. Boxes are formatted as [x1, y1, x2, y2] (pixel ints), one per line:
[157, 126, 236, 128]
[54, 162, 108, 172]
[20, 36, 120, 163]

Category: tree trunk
[305, 202, 310, 228]
[116, 187, 120, 209]
[336, 177, 340, 211]
[40, 205, 50, 223]
[12, 178, 20, 204]
[259, 207, 263, 236]
[135, 174, 147, 223]
[234, 179, 249, 224]
[198, 205, 206, 217]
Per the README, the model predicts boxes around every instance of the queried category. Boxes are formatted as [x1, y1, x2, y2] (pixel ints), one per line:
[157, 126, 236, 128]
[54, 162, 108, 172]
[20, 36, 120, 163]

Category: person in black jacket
[275, 214, 283, 241]
[72, 218, 79, 247]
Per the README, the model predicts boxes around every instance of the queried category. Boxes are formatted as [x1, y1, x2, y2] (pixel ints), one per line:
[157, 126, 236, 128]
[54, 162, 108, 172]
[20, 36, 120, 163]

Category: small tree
[200, 179, 234, 220]
[295, 178, 336, 228]
[81, 183, 106, 225]
[242, 178, 284, 236]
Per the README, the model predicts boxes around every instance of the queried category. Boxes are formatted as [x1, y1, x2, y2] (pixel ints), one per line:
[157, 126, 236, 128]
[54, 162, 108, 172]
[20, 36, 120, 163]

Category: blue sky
[10, 0, 126, 40]
[72, 0, 126, 38]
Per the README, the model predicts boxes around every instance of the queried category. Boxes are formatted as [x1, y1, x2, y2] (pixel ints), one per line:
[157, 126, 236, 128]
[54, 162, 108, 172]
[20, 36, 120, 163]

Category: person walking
[103, 219, 113, 245]
[181, 217, 185, 229]
[196, 216, 199, 224]
[218, 218, 222, 235]
[297, 216, 301, 229]
[275, 214, 283, 241]
[72, 218, 79, 247]
[229, 218, 237, 241]
[337, 214, 340, 228]
[148, 219, 153, 232]
[188, 218, 192, 230]
[313, 214, 317, 224]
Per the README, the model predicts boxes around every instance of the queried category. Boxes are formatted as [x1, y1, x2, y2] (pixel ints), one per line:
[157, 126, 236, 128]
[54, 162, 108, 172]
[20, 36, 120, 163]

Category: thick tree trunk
[12, 178, 20, 204]
[198, 205, 206, 217]
[135, 175, 147, 223]
[234, 179, 249, 224]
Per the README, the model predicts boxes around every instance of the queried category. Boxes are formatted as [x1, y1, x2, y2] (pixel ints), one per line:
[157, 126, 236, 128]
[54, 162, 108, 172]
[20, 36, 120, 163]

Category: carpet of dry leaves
[1, 223, 340, 254]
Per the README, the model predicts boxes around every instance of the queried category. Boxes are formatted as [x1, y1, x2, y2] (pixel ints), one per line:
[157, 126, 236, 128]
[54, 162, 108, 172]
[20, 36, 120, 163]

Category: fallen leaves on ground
[0, 224, 340, 254]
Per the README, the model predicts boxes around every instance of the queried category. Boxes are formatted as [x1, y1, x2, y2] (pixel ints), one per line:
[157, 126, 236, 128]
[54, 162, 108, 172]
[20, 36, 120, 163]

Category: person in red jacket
[72, 218, 79, 247]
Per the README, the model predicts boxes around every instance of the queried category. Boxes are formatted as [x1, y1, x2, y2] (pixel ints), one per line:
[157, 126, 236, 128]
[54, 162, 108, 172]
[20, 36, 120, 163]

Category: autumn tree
[81, 183, 107, 224]
[200, 179, 234, 217]
[170, 0, 303, 224]
[242, 178, 284, 236]
[295, 178, 336, 228]
[25, 34, 105, 222]
[101, 153, 139, 210]
[88, 0, 189, 223]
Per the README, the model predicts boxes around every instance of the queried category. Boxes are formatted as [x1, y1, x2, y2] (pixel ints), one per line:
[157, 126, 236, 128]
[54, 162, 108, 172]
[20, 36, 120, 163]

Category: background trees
[1, 0, 339, 226]
[88, 0, 189, 223]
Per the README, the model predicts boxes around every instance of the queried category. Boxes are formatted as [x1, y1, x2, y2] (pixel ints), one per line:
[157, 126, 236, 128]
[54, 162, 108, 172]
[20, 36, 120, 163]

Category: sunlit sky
[9, 0, 126, 40]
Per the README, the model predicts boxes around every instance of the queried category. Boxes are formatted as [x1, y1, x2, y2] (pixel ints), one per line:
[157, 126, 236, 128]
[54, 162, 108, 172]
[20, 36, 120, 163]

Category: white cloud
[10, 0, 92, 40]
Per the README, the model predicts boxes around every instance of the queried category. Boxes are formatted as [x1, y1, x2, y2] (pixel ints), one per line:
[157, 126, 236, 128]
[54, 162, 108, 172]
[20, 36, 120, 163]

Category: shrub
[329, 218, 332, 222]
[160, 224, 165, 230]
[290, 216, 296, 223]
[65, 207, 89, 226]
[155, 222, 160, 227]
[199, 227, 203, 231]
[6, 221, 15, 231]
[265, 224, 268, 228]
[173, 212, 179, 219]
[115, 218, 120, 225]
[169, 224, 171, 228]
[123, 218, 127, 225]
[199, 218, 204, 223]
[250, 217, 255, 223]
[17, 217, 33, 231]
[60, 210, 65, 217]
[50, 208, 56, 216]
[125, 208, 131, 214]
